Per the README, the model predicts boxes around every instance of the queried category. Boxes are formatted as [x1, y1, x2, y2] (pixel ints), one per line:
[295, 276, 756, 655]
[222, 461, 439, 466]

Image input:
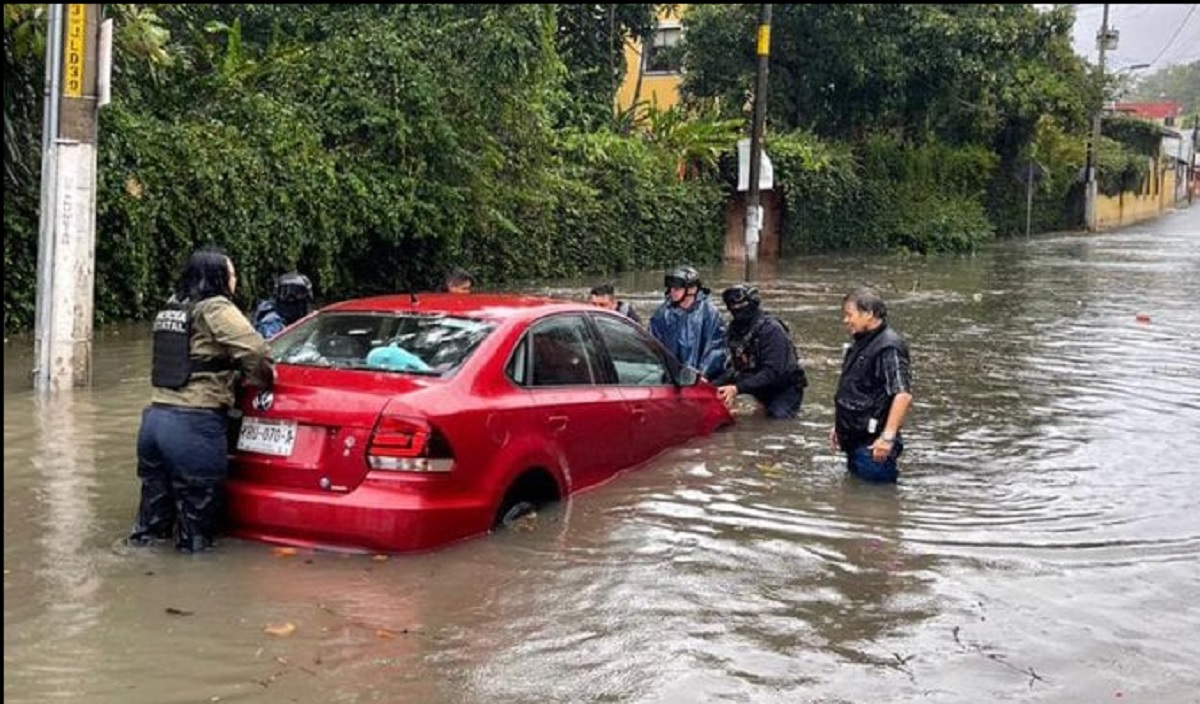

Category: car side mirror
[675, 366, 701, 387]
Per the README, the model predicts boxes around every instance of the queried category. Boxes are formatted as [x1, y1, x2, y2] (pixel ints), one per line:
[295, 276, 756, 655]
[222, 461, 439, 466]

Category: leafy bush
[766, 132, 995, 254]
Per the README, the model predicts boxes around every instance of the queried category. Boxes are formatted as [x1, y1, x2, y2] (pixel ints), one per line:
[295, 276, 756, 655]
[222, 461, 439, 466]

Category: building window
[644, 25, 683, 74]
[1165, 116, 1175, 127]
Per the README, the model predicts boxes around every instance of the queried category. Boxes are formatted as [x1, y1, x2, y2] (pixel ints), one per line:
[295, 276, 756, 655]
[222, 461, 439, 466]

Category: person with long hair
[128, 246, 273, 552]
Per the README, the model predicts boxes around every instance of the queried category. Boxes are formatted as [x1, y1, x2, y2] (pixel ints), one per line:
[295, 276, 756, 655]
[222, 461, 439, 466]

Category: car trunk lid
[232, 365, 436, 492]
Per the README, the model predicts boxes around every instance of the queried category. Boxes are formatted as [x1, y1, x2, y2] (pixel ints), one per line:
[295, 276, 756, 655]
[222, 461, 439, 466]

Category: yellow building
[615, 7, 685, 113]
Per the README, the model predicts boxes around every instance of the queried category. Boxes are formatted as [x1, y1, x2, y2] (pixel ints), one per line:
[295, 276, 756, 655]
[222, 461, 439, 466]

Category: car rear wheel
[497, 500, 537, 528]
[493, 469, 561, 530]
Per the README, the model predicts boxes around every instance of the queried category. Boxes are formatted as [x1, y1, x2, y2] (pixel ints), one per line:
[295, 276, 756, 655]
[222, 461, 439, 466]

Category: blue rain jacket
[649, 290, 728, 378]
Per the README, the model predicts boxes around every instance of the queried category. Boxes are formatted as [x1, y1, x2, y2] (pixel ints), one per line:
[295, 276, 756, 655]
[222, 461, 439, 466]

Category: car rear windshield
[269, 311, 495, 375]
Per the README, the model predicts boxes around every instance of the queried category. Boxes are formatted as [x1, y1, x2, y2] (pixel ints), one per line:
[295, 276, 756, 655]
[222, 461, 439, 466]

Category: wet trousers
[128, 404, 229, 552]
[845, 439, 904, 483]
[755, 385, 804, 419]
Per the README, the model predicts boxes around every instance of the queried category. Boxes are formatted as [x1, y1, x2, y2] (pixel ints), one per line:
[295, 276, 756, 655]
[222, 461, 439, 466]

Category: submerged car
[226, 293, 733, 553]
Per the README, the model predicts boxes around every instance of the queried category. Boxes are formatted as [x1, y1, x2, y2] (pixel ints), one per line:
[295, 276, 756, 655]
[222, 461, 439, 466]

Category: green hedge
[764, 132, 995, 254]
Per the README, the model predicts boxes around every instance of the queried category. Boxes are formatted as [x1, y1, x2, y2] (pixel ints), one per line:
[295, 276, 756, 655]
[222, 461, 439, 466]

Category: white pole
[1085, 3, 1110, 232]
[34, 4, 65, 392]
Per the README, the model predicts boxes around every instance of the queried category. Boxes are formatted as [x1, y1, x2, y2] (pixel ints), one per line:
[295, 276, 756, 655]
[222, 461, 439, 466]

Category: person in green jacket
[128, 246, 273, 552]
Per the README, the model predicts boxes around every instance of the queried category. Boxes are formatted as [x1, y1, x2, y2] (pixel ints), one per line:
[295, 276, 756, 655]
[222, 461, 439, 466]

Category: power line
[1146, 4, 1197, 68]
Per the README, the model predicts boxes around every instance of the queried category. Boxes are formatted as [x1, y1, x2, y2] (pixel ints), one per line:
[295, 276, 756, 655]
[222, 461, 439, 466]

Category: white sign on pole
[737, 138, 774, 192]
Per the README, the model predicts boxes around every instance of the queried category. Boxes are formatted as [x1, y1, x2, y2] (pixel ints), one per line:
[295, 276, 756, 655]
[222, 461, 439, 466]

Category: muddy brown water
[5, 209, 1199, 703]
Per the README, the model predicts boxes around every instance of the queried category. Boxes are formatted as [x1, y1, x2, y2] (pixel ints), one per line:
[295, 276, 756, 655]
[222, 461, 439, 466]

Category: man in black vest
[714, 284, 806, 419]
[829, 287, 913, 482]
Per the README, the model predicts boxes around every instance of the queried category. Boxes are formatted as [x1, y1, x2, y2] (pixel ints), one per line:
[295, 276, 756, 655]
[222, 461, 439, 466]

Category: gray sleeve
[879, 347, 911, 396]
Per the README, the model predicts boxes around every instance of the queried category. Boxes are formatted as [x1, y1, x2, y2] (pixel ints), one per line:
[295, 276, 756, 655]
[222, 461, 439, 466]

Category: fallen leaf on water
[757, 461, 783, 475]
[272, 546, 298, 557]
[264, 622, 297, 637]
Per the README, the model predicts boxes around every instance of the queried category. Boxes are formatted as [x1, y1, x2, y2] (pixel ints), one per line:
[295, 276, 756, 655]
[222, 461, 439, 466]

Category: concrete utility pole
[1085, 3, 1111, 232]
[744, 4, 772, 282]
[1191, 115, 1199, 206]
[34, 4, 108, 392]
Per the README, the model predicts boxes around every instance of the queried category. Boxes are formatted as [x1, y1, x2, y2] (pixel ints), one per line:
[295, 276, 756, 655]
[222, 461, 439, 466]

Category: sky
[1067, 4, 1200, 72]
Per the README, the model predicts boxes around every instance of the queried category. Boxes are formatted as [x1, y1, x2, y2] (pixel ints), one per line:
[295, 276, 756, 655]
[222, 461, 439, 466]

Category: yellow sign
[63, 4, 87, 98]
[756, 25, 771, 56]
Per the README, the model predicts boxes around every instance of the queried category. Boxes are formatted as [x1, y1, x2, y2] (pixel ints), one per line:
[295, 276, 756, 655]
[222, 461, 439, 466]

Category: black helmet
[664, 265, 701, 290]
[722, 284, 760, 309]
[276, 272, 313, 303]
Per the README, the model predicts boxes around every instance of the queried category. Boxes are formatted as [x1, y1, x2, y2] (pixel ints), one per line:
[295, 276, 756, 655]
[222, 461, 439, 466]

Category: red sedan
[226, 293, 733, 553]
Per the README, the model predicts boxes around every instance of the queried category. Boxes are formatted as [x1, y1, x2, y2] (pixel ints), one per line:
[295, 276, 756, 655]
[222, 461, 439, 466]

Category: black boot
[127, 475, 176, 545]
[175, 480, 221, 553]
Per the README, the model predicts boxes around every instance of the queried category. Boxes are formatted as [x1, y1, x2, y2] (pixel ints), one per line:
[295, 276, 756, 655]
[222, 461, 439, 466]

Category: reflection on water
[5, 209, 1200, 703]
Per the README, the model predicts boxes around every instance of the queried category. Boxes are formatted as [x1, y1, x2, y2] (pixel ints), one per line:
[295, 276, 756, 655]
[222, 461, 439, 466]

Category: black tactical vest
[151, 299, 193, 389]
[728, 313, 804, 387]
[151, 299, 231, 389]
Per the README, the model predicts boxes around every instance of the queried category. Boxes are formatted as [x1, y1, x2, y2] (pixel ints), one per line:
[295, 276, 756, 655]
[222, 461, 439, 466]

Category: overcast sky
[1068, 4, 1200, 71]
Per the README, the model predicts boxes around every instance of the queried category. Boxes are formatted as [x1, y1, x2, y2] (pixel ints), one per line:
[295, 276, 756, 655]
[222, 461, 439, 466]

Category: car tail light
[366, 415, 454, 473]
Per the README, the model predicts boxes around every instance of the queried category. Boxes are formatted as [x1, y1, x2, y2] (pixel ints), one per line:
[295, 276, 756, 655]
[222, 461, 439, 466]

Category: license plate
[237, 417, 298, 457]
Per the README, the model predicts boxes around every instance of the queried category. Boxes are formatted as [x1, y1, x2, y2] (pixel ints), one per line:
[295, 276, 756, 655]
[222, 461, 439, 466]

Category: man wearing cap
[713, 284, 807, 419]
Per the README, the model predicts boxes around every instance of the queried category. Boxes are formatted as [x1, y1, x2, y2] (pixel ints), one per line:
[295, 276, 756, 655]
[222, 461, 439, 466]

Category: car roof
[318, 292, 593, 322]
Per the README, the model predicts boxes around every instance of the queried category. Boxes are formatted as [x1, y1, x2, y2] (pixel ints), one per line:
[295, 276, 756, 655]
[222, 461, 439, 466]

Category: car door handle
[546, 415, 568, 432]
[631, 407, 647, 424]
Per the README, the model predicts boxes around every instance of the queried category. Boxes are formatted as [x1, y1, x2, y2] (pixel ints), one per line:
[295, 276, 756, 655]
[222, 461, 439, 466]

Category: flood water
[5, 208, 1200, 703]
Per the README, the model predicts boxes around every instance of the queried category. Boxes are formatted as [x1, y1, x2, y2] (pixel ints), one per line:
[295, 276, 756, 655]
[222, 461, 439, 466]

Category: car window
[514, 315, 601, 387]
[593, 315, 670, 386]
[270, 311, 493, 374]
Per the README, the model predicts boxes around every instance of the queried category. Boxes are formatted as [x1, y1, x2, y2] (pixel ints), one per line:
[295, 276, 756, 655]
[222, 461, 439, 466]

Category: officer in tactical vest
[829, 286, 913, 483]
[713, 284, 807, 419]
[128, 247, 273, 552]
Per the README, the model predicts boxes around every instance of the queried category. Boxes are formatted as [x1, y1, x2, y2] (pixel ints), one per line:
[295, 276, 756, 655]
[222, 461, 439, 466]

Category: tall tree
[681, 4, 1089, 156]
[553, 4, 658, 129]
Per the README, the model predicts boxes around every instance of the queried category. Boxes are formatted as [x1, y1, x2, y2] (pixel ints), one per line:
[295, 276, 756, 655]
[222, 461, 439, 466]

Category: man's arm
[870, 345, 912, 460]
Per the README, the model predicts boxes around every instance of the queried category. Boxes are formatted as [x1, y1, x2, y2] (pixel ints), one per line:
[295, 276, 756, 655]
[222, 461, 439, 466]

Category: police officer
[713, 284, 807, 419]
[252, 271, 314, 338]
[649, 265, 727, 379]
[128, 247, 273, 552]
[828, 286, 913, 483]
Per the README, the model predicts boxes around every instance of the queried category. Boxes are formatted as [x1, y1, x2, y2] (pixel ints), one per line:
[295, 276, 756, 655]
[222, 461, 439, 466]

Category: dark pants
[128, 404, 229, 552]
[846, 439, 904, 483]
[757, 385, 804, 419]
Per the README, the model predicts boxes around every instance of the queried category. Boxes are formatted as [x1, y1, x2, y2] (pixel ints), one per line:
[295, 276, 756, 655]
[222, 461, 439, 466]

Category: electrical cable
[1145, 4, 1197, 68]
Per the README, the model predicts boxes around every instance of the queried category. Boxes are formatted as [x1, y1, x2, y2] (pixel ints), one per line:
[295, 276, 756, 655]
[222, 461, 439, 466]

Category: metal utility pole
[744, 4, 772, 282]
[34, 4, 109, 392]
[1085, 3, 1111, 232]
